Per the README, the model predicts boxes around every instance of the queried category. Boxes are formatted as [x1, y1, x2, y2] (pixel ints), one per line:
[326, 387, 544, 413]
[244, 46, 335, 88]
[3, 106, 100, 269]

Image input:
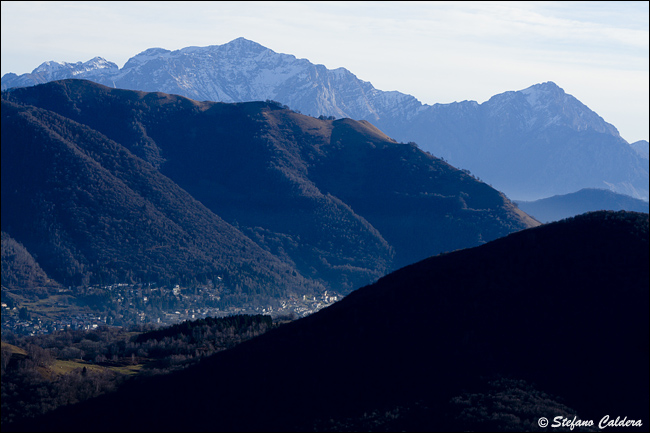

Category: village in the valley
[1, 282, 340, 336]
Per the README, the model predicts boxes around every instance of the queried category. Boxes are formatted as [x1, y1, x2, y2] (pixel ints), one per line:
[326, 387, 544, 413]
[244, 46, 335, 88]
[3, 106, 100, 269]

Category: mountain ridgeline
[3, 37, 647, 201]
[1, 79, 537, 306]
[8, 211, 649, 432]
[517, 188, 650, 223]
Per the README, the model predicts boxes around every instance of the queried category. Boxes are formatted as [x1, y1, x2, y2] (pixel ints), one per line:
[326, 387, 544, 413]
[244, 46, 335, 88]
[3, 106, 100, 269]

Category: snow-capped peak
[520, 81, 564, 108]
[227, 37, 267, 50]
[28, 57, 118, 81]
[33, 60, 69, 74]
[83, 57, 118, 69]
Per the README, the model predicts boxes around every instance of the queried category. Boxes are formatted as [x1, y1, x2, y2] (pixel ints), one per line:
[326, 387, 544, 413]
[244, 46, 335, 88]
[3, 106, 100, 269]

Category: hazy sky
[2, 1, 648, 142]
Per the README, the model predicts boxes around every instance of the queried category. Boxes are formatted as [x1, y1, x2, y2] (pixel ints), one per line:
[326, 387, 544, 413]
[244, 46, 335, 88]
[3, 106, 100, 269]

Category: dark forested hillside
[1, 97, 322, 305]
[8, 211, 647, 432]
[1, 232, 61, 298]
[2, 79, 537, 307]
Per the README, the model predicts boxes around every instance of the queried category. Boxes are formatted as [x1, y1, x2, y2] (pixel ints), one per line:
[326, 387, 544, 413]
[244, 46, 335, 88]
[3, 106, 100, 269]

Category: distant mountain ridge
[2, 79, 537, 307]
[3, 37, 647, 201]
[517, 188, 650, 223]
[409, 82, 648, 201]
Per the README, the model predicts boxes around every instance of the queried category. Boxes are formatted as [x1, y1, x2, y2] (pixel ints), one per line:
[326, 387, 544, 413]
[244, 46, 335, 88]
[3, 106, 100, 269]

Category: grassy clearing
[107, 363, 144, 375]
[1, 341, 28, 356]
[49, 359, 106, 376]
[18, 294, 82, 318]
[38, 359, 145, 379]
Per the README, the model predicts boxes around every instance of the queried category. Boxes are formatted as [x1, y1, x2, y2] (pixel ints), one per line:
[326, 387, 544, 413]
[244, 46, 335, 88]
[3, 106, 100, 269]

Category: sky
[1, 1, 648, 143]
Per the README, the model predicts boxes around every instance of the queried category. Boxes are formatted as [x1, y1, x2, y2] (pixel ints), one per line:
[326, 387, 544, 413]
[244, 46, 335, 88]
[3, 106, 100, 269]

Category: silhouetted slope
[1, 98, 320, 300]
[2, 79, 537, 294]
[12, 211, 648, 432]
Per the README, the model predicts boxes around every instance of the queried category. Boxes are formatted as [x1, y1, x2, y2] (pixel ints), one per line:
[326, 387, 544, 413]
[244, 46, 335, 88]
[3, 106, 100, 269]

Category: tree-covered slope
[1, 98, 321, 304]
[2, 79, 538, 297]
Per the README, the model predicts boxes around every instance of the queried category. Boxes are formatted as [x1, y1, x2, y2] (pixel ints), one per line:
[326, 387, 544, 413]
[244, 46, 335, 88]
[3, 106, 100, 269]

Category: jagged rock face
[1, 38, 422, 122]
[2, 38, 648, 201]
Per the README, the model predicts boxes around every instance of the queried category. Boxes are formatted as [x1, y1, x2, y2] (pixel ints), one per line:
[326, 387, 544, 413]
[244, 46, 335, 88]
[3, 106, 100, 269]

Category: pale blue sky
[2, 1, 648, 142]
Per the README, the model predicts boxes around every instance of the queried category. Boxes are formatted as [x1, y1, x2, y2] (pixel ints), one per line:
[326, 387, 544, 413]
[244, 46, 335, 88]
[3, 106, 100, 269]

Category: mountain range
[3, 37, 647, 202]
[1, 79, 537, 310]
[7, 210, 648, 432]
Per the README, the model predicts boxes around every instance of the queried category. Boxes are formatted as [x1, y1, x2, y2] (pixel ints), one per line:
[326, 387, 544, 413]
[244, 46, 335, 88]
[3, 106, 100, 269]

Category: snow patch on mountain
[123, 48, 172, 68]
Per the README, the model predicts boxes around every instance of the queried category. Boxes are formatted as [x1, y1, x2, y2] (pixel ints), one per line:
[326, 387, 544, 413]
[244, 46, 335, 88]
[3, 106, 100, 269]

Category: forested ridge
[1, 95, 323, 305]
[2, 79, 537, 324]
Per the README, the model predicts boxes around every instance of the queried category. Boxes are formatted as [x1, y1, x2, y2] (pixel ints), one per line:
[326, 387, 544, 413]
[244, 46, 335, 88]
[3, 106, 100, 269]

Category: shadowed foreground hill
[10, 211, 648, 432]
